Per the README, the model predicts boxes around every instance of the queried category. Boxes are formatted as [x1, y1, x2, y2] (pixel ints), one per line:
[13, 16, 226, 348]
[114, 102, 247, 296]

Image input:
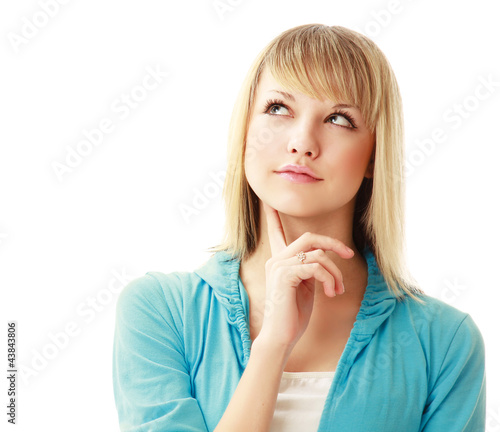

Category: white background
[1, 0, 499, 430]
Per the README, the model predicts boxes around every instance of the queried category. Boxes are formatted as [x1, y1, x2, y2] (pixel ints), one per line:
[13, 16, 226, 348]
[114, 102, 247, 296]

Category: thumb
[262, 202, 287, 256]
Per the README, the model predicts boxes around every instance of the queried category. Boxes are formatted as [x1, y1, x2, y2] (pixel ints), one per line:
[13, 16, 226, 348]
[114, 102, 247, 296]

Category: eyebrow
[268, 90, 358, 110]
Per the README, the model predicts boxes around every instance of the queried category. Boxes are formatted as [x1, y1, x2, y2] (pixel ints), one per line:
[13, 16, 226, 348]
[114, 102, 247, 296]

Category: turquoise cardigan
[112, 247, 486, 431]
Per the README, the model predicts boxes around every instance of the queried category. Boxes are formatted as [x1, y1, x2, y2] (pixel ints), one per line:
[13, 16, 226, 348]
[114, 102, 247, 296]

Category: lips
[275, 164, 321, 180]
[275, 172, 320, 183]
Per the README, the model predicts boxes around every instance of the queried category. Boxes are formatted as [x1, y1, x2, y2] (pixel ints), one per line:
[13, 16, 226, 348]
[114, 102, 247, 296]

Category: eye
[328, 113, 356, 129]
[263, 98, 290, 116]
[263, 98, 357, 130]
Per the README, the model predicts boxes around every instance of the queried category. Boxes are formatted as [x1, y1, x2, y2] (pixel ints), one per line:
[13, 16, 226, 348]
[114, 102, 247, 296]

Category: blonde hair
[206, 23, 424, 302]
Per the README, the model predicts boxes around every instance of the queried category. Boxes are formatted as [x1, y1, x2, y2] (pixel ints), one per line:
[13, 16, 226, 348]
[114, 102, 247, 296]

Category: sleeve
[112, 273, 209, 432]
[419, 314, 486, 431]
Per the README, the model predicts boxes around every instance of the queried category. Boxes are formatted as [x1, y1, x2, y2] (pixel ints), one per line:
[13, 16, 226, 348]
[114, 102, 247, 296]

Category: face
[244, 66, 375, 219]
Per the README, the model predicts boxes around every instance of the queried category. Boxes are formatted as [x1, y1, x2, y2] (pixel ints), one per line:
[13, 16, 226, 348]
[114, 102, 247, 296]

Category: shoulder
[393, 293, 484, 357]
[398, 294, 467, 325]
[116, 270, 206, 324]
[116, 272, 189, 316]
[117, 272, 175, 309]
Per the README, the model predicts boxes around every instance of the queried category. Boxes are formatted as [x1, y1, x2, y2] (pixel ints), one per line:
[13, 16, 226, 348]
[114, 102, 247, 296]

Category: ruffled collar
[194, 246, 398, 362]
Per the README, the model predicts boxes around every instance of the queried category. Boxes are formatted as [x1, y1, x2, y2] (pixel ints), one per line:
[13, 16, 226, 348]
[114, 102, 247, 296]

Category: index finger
[262, 201, 287, 256]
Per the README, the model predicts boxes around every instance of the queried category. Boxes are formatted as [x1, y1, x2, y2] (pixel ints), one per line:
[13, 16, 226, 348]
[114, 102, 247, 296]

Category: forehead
[258, 66, 278, 86]
[254, 66, 283, 96]
[255, 65, 344, 106]
[256, 66, 314, 100]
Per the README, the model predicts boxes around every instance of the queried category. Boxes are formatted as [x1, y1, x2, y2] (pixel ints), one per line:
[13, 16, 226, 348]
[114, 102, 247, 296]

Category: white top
[269, 370, 336, 432]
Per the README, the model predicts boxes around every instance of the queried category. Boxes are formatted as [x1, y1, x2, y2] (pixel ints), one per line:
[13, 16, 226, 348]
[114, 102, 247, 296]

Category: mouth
[274, 163, 323, 183]
[275, 164, 322, 180]
[274, 171, 322, 184]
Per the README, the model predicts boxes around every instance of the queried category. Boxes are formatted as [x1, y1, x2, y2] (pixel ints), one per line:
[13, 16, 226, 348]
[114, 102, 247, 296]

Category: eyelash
[262, 98, 357, 130]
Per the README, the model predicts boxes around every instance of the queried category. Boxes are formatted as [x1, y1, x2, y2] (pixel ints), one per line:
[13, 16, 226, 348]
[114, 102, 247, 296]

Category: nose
[286, 120, 320, 158]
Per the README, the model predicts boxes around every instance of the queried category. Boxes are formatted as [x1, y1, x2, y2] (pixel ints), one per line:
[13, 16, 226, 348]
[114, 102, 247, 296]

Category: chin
[263, 197, 324, 218]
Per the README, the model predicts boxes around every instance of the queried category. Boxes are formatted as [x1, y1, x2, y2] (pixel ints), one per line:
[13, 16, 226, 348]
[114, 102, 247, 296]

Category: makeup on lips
[274, 164, 323, 184]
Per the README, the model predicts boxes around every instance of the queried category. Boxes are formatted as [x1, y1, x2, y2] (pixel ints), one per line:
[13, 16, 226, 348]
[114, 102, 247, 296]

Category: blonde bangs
[252, 24, 384, 132]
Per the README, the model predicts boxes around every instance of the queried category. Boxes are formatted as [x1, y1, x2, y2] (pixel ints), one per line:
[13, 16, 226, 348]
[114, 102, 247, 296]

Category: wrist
[251, 334, 292, 368]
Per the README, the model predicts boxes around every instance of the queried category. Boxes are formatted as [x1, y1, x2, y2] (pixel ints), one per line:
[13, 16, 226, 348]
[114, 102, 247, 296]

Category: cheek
[244, 137, 268, 189]
[245, 119, 281, 158]
[244, 119, 284, 173]
[337, 138, 374, 178]
[343, 149, 367, 175]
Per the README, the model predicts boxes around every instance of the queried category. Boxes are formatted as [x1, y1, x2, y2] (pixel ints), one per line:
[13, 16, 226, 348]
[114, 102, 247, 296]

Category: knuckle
[265, 258, 276, 271]
[303, 231, 313, 240]
[284, 266, 295, 281]
[273, 265, 287, 281]
[315, 249, 326, 259]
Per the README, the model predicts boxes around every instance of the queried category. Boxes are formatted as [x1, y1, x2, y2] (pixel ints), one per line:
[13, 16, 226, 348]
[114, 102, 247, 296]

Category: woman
[112, 24, 486, 431]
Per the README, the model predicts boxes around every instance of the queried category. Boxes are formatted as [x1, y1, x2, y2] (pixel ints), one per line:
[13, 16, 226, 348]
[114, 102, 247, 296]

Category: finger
[262, 202, 287, 256]
[292, 263, 336, 298]
[286, 232, 354, 261]
[284, 249, 344, 296]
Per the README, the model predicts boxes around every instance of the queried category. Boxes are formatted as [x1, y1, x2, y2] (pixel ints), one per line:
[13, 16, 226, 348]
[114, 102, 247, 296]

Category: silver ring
[297, 251, 306, 264]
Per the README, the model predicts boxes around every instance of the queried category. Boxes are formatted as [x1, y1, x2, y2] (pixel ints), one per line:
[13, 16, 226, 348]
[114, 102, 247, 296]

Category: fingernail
[345, 246, 354, 254]
[342, 281, 345, 294]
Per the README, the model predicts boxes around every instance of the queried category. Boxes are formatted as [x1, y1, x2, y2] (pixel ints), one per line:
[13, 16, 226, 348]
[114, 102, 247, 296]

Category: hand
[256, 202, 355, 355]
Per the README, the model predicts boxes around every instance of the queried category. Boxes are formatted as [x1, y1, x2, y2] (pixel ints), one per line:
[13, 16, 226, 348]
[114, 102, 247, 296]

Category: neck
[240, 199, 368, 305]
